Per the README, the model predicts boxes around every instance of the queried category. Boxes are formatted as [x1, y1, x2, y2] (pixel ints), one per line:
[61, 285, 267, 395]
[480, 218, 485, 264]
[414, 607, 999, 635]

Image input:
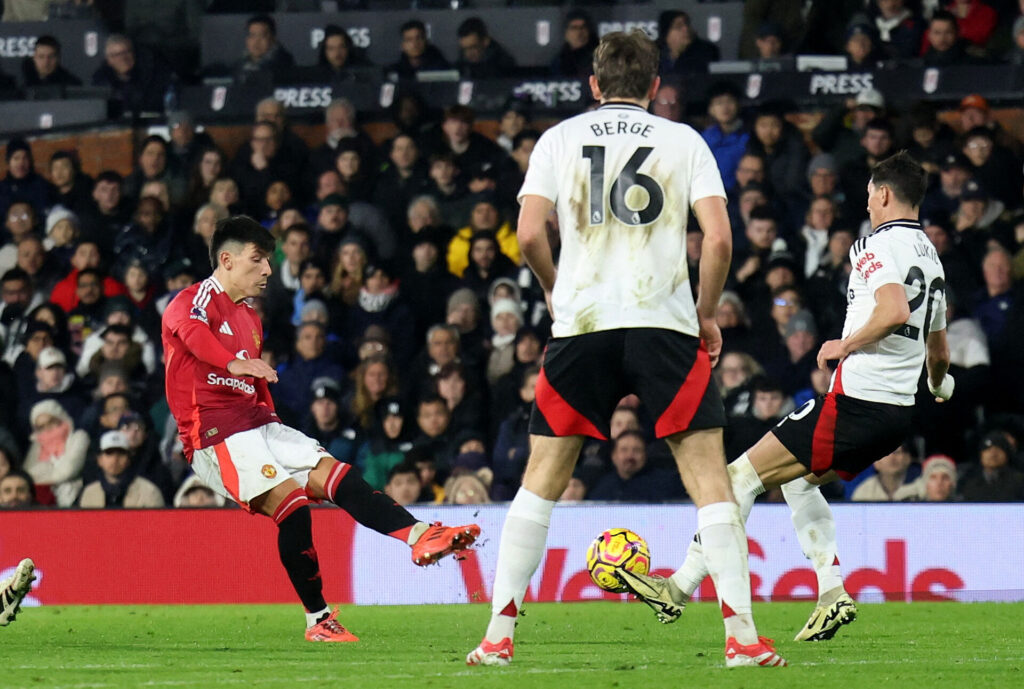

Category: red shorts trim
[654, 342, 712, 438]
[535, 367, 608, 440]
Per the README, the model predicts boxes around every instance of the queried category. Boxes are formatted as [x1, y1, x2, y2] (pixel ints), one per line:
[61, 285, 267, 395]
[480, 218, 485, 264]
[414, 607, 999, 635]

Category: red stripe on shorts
[810, 393, 839, 475]
[534, 367, 607, 439]
[213, 442, 243, 506]
[654, 342, 712, 438]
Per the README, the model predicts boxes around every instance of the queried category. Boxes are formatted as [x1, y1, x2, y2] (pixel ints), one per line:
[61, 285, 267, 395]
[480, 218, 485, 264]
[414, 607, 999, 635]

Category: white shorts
[190, 422, 333, 509]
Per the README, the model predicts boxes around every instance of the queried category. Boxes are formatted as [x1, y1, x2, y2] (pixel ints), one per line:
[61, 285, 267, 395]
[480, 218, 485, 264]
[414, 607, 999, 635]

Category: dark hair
[298, 257, 328, 276]
[1, 267, 30, 284]
[519, 363, 541, 388]
[386, 461, 419, 483]
[418, 394, 449, 411]
[748, 204, 777, 224]
[140, 134, 168, 154]
[443, 104, 475, 124]
[930, 10, 958, 30]
[400, 19, 426, 36]
[95, 170, 123, 185]
[870, 151, 927, 208]
[513, 129, 541, 150]
[613, 429, 646, 451]
[102, 323, 132, 339]
[657, 10, 690, 45]
[592, 30, 659, 100]
[77, 267, 103, 284]
[771, 283, 802, 299]
[750, 375, 783, 394]
[35, 35, 61, 52]
[247, 14, 276, 36]
[457, 17, 489, 40]
[318, 25, 354, 66]
[0, 469, 35, 499]
[209, 215, 275, 269]
[864, 117, 894, 137]
[49, 149, 80, 173]
[707, 80, 741, 102]
[963, 125, 994, 143]
[282, 223, 312, 242]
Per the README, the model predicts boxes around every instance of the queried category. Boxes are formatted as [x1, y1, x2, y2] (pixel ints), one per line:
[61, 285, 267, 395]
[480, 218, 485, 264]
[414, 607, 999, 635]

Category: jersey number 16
[582, 145, 665, 226]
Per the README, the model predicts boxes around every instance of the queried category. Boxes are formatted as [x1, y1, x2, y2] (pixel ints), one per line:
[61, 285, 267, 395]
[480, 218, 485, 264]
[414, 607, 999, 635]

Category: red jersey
[161, 276, 277, 460]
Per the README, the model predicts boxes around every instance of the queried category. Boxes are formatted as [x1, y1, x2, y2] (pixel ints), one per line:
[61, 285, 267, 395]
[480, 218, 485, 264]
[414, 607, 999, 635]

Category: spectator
[21, 35, 82, 88]
[754, 22, 786, 59]
[81, 322, 146, 382]
[234, 14, 294, 83]
[840, 118, 896, 216]
[0, 138, 53, 220]
[444, 469, 492, 505]
[373, 135, 431, 232]
[24, 398, 89, 506]
[960, 126, 1023, 209]
[434, 361, 484, 437]
[0, 430, 20, 481]
[460, 231, 517, 305]
[918, 454, 959, 502]
[496, 98, 530, 153]
[173, 474, 225, 507]
[167, 110, 216, 174]
[81, 171, 130, 256]
[651, 82, 685, 124]
[17, 345, 87, 428]
[455, 17, 516, 80]
[960, 431, 1024, 501]
[383, 461, 422, 506]
[387, 19, 451, 79]
[872, 0, 925, 59]
[345, 355, 397, 434]
[973, 247, 1015, 344]
[738, 1, 806, 59]
[702, 82, 748, 193]
[315, 25, 371, 81]
[308, 99, 378, 184]
[76, 296, 156, 380]
[794, 196, 838, 279]
[718, 351, 763, 418]
[359, 397, 413, 490]
[844, 23, 883, 69]
[748, 109, 808, 196]
[116, 410, 173, 503]
[589, 431, 684, 502]
[412, 395, 454, 468]
[0, 470, 34, 509]
[923, 153, 973, 223]
[183, 204, 227, 281]
[952, 182, 1011, 261]
[448, 196, 519, 278]
[43, 206, 79, 270]
[657, 10, 720, 75]
[229, 121, 301, 215]
[765, 309, 818, 397]
[122, 135, 185, 209]
[91, 35, 172, 118]
[486, 298, 524, 386]
[805, 227, 856, 340]
[812, 89, 886, 171]
[726, 376, 791, 459]
[1009, 15, 1024, 64]
[550, 10, 598, 77]
[304, 377, 358, 463]
[491, 365, 539, 500]
[852, 442, 922, 501]
[922, 10, 977, 66]
[947, 0, 997, 48]
[904, 102, 957, 174]
[48, 152, 93, 217]
[112, 196, 176, 280]
[438, 105, 506, 187]
[264, 223, 311, 325]
[185, 147, 227, 212]
[79, 429, 164, 508]
[333, 141, 374, 203]
[0, 203, 39, 279]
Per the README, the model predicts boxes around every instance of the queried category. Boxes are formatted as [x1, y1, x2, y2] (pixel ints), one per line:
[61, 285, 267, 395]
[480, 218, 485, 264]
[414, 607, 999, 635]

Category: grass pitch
[4, 602, 1022, 689]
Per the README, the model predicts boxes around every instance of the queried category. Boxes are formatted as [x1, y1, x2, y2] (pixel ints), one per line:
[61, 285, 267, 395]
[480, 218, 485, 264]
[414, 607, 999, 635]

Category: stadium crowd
[1, 1, 1024, 510]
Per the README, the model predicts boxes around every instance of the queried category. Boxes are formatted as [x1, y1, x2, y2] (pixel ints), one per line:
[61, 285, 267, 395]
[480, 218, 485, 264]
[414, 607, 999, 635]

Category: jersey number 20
[582, 145, 665, 226]
[896, 266, 945, 341]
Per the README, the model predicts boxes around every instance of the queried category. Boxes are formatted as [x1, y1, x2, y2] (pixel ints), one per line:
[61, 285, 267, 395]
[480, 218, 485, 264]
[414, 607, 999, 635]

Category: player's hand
[928, 373, 955, 403]
[227, 358, 279, 383]
[816, 338, 848, 371]
[699, 317, 722, 368]
[735, 255, 760, 282]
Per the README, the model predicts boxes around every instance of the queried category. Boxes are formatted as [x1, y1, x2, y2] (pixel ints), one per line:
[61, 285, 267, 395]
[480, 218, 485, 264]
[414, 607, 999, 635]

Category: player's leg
[783, 472, 857, 641]
[0, 558, 36, 627]
[666, 428, 784, 666]
[467, 434, 584, 666]
[304, 454, 479, 565]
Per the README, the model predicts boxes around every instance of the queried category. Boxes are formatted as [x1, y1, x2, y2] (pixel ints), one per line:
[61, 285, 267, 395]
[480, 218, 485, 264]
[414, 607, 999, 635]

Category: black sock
[329, 464, 418, 539]
[277, 505, 328, 614]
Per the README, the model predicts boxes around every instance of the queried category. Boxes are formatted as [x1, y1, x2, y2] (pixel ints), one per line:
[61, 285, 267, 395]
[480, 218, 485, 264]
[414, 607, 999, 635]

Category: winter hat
[922, 455, 957, 484]
[30, 399, 71, 427]
[487, 276, 522, 306]
[806, 153, 838, 184]
[45, 206, 79, 236]
[447, 287, 479, 316]
[490, 298, 523, 328]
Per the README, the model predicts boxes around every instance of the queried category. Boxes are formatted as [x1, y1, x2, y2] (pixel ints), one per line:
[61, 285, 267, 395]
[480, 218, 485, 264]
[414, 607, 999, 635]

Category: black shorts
[771, 392, 914, 480]
[530, 328, 725, 440]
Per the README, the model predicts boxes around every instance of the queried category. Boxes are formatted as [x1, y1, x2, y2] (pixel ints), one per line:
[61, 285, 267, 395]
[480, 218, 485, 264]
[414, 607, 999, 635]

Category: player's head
[866, 151, 927, 224]
[209, 215, 275, 297]
[590, 30, 660, 103]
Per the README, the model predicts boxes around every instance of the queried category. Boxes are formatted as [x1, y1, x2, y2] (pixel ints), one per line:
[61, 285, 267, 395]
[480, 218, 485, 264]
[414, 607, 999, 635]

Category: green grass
[4, 602, 1023, 688]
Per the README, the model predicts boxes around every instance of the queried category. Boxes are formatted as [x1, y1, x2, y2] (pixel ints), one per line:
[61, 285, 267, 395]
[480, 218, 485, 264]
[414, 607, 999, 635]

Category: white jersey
[832, 219, 946, 406]
[518, 102, 726, 338]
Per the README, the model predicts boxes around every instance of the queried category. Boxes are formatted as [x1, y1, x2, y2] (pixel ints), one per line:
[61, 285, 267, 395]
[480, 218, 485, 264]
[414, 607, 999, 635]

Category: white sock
[305, 606, 330, 628]
[484, 488, 555, 644]
[781, 477, 844, 600]
[698, 501, 758, 645]
[406, 521, 429, 546]
[670, 454, 765, 599]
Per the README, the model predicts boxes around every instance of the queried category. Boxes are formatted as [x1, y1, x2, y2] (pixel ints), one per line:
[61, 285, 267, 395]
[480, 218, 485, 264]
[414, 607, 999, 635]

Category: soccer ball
[586, 528, 651, 593]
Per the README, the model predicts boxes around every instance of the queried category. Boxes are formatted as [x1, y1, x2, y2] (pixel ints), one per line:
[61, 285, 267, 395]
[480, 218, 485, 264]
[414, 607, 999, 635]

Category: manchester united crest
[261, 464, 277, 478]
[252, 330, 261, 350]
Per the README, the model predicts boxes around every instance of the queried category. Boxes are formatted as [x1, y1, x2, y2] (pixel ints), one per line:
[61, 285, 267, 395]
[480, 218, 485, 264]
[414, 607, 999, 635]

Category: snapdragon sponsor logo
[206, 372, 255, 395]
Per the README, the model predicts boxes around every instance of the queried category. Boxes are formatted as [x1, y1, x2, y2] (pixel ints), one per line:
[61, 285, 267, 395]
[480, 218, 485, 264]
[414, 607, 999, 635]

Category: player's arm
[254, 376, 278, 411]
[817, 283, 910, 370]
[518, 194, 558, 294]
[171, 313, 278, 381]
[926, 328, 954, 402]
[692, 195, 732, 367]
